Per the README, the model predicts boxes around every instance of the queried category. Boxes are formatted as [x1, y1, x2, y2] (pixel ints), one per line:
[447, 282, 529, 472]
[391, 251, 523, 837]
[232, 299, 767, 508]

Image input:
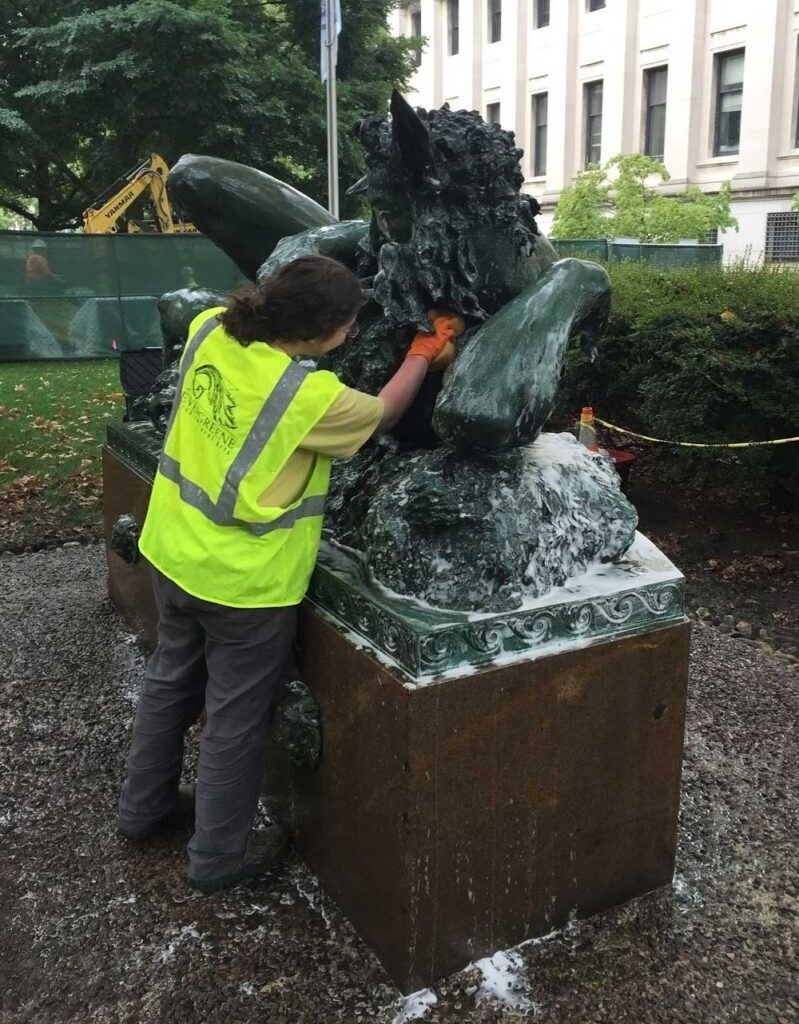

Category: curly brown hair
[220, 255, 363, 346]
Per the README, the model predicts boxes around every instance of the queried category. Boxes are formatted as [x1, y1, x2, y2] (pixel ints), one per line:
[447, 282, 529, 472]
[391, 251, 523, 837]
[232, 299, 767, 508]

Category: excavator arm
[82, 154, 196, 234]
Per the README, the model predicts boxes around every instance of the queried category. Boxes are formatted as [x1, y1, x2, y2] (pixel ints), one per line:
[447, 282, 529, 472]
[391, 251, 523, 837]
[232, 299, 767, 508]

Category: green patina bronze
[122, 91, 637, 615]
[271, 680, 322, 769]
[169, 155, 336, 281]
[109, 513, 141, 566]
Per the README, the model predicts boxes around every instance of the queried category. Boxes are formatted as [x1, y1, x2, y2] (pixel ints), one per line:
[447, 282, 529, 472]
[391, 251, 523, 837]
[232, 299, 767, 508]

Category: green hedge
[556, 262, 799, 500]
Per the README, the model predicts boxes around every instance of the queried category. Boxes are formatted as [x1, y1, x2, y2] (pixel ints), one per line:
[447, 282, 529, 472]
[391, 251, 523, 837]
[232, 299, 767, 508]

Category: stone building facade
[391, 0, 799, 261]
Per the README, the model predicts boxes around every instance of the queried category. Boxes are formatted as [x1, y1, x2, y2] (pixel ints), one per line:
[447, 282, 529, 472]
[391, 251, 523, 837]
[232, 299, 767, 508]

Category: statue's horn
[346, 175, 368, 196]
[390, 89, 434, 176]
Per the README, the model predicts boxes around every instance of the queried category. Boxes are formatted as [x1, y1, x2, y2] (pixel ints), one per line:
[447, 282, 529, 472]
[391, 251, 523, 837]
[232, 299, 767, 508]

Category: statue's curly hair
[354, 99, 541, 329]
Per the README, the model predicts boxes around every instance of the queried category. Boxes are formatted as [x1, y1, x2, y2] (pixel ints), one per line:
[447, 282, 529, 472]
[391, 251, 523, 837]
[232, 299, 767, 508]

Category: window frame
[713, 48, 745, 157]
[488, 0, 502, 44]
[531, 92, 548, 177]
[409, 7, 422, 67]
[448, 0, 459, 55]
[643, 66, 668, 162]
[486, 101, 501, 125]
[584, 80, 604, 168]
[793, 37, 799, 148]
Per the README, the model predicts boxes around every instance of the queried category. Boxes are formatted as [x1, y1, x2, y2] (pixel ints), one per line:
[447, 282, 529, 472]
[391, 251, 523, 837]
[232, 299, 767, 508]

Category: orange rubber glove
[407, 309, 465, 371]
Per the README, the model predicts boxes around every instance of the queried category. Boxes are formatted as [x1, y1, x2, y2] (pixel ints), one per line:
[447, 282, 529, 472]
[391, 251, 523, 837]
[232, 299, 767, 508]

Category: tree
[548, 164, 609, 239]
[0, 0, 415, 230]
[551, 154, 738, 242]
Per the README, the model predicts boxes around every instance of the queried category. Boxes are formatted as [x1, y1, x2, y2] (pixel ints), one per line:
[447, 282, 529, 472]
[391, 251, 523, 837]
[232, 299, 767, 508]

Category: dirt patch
[630, 474, 799, 658]
[1, 547, 797, 1023]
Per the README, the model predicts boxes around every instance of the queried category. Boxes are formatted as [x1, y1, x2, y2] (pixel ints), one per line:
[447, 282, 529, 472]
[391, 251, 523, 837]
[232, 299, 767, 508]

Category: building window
[644, 66, 668, 162]
[410, 7, 422, 67]
[584, 81, 603, 167]
[534, 0, 550, 28]
[448, 0, 459, 55]
[795, 40, 799, 147]
[765, 212, 799, 262]
[714, 49, 744, 156]
[587, 0, 606, 10]
[488, 0, 501, 43]
[702, 228, 719, 245]
[486, 102, 501, 124]
[796, 81, 799, 148]
[532, 93, 548, 176]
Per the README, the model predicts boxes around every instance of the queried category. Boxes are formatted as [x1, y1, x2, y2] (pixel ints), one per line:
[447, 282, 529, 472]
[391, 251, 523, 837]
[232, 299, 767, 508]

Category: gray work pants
[118, 568, 296, 881]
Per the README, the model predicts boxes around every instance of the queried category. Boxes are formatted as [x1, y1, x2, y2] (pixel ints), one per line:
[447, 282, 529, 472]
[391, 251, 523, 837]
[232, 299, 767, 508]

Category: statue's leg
[433, 258, 610, 450]
[169, 155, 338, 280]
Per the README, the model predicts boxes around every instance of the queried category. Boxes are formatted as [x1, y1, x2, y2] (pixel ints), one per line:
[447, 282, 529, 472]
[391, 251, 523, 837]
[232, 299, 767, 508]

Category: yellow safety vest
[139, 307, 345, 607]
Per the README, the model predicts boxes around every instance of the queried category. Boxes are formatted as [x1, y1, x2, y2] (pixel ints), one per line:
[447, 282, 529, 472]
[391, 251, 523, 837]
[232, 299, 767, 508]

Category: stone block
[102, 444, 158, 650]
[265, 607, 690, 992]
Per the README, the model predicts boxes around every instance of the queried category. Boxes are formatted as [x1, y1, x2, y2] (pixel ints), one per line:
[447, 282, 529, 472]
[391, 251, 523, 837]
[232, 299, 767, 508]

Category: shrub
[556, 261, 799, 501]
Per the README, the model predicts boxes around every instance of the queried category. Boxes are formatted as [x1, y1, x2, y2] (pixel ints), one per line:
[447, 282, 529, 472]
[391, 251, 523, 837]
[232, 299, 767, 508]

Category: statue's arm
[433, 258, 610, 450]
[257, 221, 370, 283]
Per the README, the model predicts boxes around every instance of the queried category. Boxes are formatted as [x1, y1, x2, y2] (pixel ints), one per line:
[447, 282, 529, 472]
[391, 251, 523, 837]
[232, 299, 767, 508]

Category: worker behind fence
[117, 255, 464, 892]
[25, 238, 63, 293]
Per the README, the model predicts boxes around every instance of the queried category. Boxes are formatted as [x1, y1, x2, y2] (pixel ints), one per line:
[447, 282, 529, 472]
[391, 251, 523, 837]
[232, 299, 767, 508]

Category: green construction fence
[0, 231, 246, 361]
[552, 238, 723, 267]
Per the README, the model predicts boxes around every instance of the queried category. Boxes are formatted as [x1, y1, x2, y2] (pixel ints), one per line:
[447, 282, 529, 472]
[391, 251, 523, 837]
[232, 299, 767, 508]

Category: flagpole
[325, 0, 340, 218]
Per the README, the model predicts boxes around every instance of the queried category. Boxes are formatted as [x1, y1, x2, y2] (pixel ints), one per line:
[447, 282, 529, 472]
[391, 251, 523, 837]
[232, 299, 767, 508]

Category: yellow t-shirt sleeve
[300, 386, 384, 459]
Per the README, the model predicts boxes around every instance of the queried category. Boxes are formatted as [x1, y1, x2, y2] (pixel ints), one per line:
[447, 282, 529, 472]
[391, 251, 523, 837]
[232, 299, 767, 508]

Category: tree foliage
[546, 165, 609, 240]
[551, 154, 738, 242]
[0, 0, 414, 230]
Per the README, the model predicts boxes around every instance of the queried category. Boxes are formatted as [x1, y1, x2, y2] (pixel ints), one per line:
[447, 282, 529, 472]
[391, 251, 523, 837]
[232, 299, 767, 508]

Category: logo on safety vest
[190, 364, 238, 430]
[177, 363, 239, 455]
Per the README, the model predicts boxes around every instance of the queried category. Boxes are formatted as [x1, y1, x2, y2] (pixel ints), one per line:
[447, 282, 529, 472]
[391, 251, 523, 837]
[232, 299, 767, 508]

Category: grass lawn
[0, 360, 123, 549]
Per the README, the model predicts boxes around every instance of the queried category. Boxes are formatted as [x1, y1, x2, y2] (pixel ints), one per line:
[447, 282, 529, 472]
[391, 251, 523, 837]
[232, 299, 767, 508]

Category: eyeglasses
[346, 321, 360, 340]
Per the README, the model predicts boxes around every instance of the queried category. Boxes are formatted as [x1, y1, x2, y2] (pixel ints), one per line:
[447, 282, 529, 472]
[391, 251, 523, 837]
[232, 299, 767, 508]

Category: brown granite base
[104, 443, 690, 993]
[264, 608, 690, 993]
[102, 446, 158, 650]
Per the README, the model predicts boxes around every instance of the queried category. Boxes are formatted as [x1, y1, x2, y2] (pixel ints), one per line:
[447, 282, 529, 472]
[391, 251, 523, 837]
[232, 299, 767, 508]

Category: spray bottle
[576, 406, 599, 451]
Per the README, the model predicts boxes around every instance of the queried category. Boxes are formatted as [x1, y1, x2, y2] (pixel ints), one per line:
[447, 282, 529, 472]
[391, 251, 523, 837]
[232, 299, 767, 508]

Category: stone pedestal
[265, 543, 690, 992]
[267, 612, 689, 991]
[103, 423, 690, 993]
[102, 431, 159, 650]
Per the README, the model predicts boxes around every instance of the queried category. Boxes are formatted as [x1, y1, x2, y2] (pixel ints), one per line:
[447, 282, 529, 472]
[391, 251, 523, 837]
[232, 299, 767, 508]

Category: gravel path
[1, 546, 797, 1024]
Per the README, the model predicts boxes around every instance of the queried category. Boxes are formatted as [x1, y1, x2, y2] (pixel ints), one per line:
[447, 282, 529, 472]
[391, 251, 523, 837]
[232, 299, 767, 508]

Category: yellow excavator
[82, 153, 197, 234]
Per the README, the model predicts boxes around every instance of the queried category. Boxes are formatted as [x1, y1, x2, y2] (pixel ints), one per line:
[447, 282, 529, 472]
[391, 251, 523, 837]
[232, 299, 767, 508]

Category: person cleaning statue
[117, 254, 464, 892]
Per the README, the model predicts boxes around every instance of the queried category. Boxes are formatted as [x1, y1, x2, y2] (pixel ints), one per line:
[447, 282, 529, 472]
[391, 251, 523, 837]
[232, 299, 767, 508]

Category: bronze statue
[140, 92, 636, 612]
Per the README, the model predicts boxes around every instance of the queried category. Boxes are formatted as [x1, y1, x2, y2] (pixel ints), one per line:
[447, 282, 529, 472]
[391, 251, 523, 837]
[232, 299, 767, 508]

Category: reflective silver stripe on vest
[216, 361, 309, 519]
[248, 493, 328, 536]
[162, 314, 221, 442]
[159, 315, 323, 536]
[159, 453, 326, 536]
[158, 453, 229, 526]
